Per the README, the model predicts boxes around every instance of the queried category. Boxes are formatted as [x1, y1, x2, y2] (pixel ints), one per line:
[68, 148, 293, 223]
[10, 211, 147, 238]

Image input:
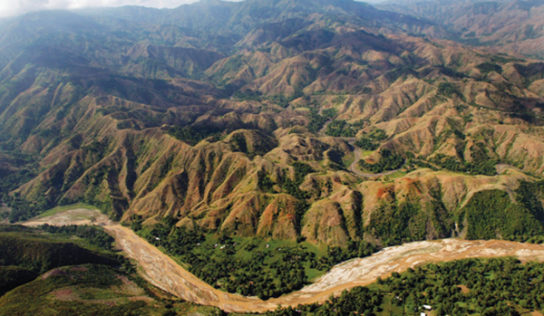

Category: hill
[0, 0, 542, 249]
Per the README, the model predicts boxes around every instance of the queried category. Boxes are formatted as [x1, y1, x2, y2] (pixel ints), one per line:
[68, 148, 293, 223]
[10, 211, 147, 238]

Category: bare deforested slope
[1, 0, 544, 248]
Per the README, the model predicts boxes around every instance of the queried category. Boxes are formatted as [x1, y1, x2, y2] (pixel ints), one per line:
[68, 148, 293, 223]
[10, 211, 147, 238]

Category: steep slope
[0, 0, 543, 248]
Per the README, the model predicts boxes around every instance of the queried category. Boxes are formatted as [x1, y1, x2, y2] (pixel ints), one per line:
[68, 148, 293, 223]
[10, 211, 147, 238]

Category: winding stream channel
[23, 208, 544, 313]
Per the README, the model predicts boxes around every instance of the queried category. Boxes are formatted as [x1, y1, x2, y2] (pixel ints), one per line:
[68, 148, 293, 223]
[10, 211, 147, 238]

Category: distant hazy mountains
[380, 0, 544, 58]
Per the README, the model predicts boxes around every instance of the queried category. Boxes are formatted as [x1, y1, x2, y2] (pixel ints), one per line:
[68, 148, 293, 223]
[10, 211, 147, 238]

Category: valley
[1, 0, 544, 314]
[22, 207, 544, 313]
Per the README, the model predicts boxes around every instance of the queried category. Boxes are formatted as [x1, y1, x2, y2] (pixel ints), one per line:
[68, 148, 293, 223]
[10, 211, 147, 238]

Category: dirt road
[23, 208, 544, 313]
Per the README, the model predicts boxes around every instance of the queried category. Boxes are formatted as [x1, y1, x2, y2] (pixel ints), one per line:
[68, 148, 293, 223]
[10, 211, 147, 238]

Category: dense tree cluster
[307, 108, 336, 133]
[167, 125, 222, 145]
[133, 217, 380, 299]
[477, 62, 502, 74]
[315, 240, 380, 269]
[325, 120, 357, 137]
[355, 128, 387, 150]
[464, 190, 544, 241]
[138, 220, 314, 299]
[437, 82, 463, 98]
[272, 258, 544, 315]
[431, 149, 497, 176]
[6, 195, 50, 223]
[368, 202, 426, 246]
[358, 149, 404, 173]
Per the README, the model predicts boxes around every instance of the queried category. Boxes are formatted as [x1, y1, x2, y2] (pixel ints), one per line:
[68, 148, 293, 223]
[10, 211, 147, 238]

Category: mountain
[379, 0, 544, 59]
[0, 0, 543, 248]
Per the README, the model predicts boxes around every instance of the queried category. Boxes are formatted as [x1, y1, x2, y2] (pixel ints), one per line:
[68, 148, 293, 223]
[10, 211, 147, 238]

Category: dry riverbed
[23, 208, 544, 313]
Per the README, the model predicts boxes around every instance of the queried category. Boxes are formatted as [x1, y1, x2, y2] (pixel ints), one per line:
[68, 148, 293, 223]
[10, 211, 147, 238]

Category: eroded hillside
[1, 0, 544, 247]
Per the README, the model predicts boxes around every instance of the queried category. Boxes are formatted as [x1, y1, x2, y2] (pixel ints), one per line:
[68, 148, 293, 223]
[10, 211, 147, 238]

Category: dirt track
[24, 208, 544, 313]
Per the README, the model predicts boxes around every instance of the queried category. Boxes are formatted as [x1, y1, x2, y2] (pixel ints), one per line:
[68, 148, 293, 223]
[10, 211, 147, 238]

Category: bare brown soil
[24, 209, 544, 313]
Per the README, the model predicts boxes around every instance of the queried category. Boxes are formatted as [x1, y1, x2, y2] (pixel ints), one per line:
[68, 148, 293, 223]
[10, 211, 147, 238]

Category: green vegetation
[0, 225, 216, 316]
[0, 165, 36, 203]
[464, 190, 544, 241]
[6, 195, 51, 223]
[355, 128, 387, 150]
[368, 202, 427, 246]
[477, 62, 502, 74]
[307, 108, 336, 133]
[320, 240, 380, 267]
[358, 149, 405, 173]
[0, 265, 36, 296]
[135, 220, 325, 299]
[431, 152, 497, 176]
[38, 225, 115, 251]
[437, 82, 463, 99]
[260, 162, 314, 201]
[37, 203, 97, 218]
[0, 224, 124, 295]
[281, 163, 312, 198]
[516, 181, 544, 223]
[167, 125, 222, 145]
[257, 170, 275, 192]
[132, 217, 380, 299]
[270, 257, 544, 316]
[325, 120, 357, 137]
[0, 264, 155, 316]
[0, 231, 119, 272]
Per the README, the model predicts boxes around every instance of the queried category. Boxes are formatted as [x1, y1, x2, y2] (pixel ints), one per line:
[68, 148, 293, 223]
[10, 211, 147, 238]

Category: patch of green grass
[37, 203, 98, 218]
[342, 152, 355, 168]
[382, 170, 407, 181]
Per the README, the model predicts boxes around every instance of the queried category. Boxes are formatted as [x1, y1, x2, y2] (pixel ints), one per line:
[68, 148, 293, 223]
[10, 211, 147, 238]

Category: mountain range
[0, 0, 543, 247]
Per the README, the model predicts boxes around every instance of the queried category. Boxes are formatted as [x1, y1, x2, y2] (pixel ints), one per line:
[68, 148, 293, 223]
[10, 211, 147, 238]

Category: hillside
[0, 224, 120, 295]
[0, 0, 543, 249]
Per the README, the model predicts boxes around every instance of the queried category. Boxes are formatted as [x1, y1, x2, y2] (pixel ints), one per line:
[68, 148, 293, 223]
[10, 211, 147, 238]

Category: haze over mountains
[0, 0, 543, 249]
[380, 0, 544, 58]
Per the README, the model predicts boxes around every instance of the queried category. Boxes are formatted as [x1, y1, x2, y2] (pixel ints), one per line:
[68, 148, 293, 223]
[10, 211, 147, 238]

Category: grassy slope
[0, 265, 153, 316]
[0, 264, 222, 316]
[0, 224, 224, 315]
[37, 203, 99, 218]
[0, 225, 120, 296]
